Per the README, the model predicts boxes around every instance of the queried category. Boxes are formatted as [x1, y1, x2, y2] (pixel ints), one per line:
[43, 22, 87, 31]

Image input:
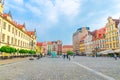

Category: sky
[3, 0, 120, 45]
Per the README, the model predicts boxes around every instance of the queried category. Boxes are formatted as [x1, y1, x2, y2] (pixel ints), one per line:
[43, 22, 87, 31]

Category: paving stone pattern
[0, 56, 119, 80]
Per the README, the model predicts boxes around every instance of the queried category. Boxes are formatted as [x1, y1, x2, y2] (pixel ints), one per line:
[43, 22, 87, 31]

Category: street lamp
[95, 47, 100, 57]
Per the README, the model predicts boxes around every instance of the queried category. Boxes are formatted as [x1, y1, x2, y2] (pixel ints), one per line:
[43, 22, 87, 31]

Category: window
[19, 31, 20, 37]
[15, 39, 17, 45]
[11, 37, 13, 44]
[18, 40, 20, 46]
[15, 29, 17, 35]
[3, 22, 6, 29]
[8, 25, 11, 32]
[7, 36, 10, 44]
[12, 27, 14, 33]
[2, 34, 5, 42]
[21, 41, 22, 46]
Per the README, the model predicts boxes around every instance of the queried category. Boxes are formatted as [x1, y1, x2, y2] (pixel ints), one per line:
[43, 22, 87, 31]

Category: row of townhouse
[0, 1, 36, 51]
[36, 40, 62, 55]
[79, 16, 120, 55]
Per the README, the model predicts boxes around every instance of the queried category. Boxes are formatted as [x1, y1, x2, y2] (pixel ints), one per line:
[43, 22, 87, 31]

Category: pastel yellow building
[36, 42, 42, 54]
[0, 1, 36, 51]
[79, 36, 85, 53]
[105, 17, 119, 50]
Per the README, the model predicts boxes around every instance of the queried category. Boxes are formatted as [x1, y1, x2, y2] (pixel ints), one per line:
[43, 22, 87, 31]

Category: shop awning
[99, 50, 114, 54]
[114, 49, 120, 53]
[85, 52, 92, 54]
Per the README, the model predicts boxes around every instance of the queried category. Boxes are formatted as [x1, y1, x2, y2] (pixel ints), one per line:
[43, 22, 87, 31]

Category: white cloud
[13, 0, 23, 5]
[56, 0, 81, 17]
[4, 1, 25, 13]
[29, 0, 82, 23]
[48, 7, 58, 23]
[25, 4, 42, 16]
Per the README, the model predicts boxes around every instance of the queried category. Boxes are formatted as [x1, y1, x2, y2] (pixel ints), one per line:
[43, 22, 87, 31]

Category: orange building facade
[62, 45, 73, 54]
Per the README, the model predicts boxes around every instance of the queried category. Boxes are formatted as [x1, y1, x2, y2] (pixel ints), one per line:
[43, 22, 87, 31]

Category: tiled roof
[42, 42, 47, 46]
[26, 31, 35, 35]
[1, 11, 35, 38]
[37, 42, 42, 46]
[92, 27, 106, 41]
[47, 42, 52, 45]
[17, 24, 24, 29]
[3, 13, 8, 18]
[92, 30, 97, 41]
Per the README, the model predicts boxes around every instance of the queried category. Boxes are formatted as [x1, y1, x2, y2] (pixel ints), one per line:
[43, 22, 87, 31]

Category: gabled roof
[112, 19, 119, 27]
[92, 27, 106, 41]
[47, 42, 52, 45]
[42, 42, 47, 46]
[92, 30, 97, 41]
[37, 42, 42, 46]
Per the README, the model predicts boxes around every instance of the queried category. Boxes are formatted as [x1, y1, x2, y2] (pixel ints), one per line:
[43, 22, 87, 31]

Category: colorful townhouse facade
[73, 27, 89, 55]
[84, 31, 93, 54]
[62, 45, 73, 54]
[0, 1, 36, 51]
[73, 16, 120, 55]
[36, 42, 42, 54]
[79, 36, 85, 54]
[37, 40, 62, 55]
[97, 27, 106, 51]
[105, 17, 119, 50]
[47, 42, 53, 55]
[118, 18, 120, 49]
[91, 27, 106, 55]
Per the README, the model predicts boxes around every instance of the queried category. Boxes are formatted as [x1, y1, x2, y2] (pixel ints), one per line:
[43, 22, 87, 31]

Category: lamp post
[95, 46, 100, 57]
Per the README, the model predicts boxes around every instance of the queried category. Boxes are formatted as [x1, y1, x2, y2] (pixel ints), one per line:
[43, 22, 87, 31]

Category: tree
[29, 50, 36, 55]
[67, 51, 74, 55]
[0, 46, 17, 54]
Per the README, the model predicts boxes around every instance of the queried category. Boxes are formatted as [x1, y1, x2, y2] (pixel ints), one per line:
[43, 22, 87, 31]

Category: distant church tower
[0, 0, 4, 14]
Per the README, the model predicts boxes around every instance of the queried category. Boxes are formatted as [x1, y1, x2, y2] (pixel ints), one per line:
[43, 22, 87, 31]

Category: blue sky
[4, 0, 120, 45]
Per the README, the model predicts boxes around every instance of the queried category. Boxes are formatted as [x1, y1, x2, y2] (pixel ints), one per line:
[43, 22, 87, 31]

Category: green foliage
[67, 51, 74, 55]
[29, 50, 36, 54]
[0, 46, 17, 54]
[19, 49, 28, 54]
[107, 53, 114, 57]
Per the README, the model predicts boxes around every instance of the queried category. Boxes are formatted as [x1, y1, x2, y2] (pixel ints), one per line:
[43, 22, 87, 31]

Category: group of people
[37, 54, 43, 59]
[62, 54, 75, 61]
[63, 54, 70, 61]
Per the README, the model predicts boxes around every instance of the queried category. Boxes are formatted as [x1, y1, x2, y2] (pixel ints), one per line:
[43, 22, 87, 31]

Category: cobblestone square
[0, 56, 120, 80]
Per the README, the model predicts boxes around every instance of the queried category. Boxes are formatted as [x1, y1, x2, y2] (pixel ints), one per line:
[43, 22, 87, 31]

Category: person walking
[66, 54, 70, 61]
[68, 55, 71, 61]
[63, 54, 66, 59]
[114, 54, 117, 60]
[73, 54, 75, 58]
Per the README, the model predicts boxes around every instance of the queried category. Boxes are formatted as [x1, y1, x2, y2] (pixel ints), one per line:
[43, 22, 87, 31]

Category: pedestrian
[73, 54, 75, 58]
[114, 54, 117, 60]
[68, 55, 71, 61]
[63, 54, 65, 59]
[66, 54, 69, 59]
[66, 54, 70, 61]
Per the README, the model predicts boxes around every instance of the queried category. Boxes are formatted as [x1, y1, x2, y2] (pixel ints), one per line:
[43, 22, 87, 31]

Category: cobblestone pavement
[0, 57, 29, 65]
[0, 56, 119, 80]
[73, 56, 120, 80]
